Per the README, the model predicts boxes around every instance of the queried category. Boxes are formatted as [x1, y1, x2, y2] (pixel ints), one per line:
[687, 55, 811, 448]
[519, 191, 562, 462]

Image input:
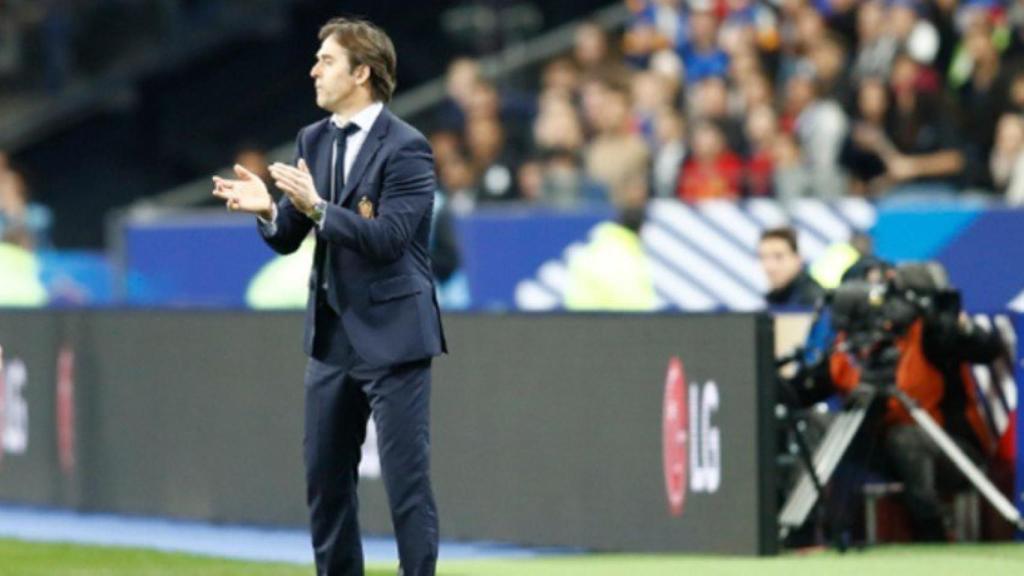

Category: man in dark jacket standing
[213, 17, 445, 576]
[758, 226, 824, 308]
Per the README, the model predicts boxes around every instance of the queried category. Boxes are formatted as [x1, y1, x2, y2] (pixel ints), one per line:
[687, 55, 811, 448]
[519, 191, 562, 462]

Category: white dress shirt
[330, 101, 384, 201]
[260, 101, 385, 234]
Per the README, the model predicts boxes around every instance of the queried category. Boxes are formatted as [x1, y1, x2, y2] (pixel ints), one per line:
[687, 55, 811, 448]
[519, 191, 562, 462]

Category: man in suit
[212, 17, 446, 576]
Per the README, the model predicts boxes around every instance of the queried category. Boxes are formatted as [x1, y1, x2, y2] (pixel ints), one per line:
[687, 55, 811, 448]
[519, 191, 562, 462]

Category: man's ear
[353, 63, 372, 87]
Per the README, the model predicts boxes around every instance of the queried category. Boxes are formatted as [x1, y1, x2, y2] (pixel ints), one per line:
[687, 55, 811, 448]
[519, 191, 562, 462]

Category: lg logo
[662, 356, 721, 517]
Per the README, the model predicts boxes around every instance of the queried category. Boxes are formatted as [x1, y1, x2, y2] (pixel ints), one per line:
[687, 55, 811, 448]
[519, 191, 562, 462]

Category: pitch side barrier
[0, 310, 778, 555]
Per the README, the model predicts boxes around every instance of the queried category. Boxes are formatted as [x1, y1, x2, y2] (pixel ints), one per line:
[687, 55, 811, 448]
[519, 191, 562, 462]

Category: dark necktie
[316, 121, 360, 310]
[331, 122, 360, 204]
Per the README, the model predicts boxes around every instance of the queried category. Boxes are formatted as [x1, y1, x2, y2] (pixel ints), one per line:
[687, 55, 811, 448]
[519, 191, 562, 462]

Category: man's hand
[269, 159, 321, 216]
[212, 165, 273, 219]
[885, 154, 918, 183]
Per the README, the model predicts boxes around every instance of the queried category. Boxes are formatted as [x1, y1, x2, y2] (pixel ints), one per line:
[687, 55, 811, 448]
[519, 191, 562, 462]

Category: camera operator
[828, 264, 1004, 542]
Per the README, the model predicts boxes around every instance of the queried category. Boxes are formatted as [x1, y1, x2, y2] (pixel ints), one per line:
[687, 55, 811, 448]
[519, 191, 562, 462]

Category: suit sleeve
[257, 129, 314, 255]
[319, 136, 435, 264]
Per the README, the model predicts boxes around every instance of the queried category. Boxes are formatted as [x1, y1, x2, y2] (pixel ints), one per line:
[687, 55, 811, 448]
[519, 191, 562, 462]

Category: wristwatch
[309, 199, 327, 225]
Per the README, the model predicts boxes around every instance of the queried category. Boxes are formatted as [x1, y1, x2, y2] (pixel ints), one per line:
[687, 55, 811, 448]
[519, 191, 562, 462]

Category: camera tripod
[778, 380, 1023, 539]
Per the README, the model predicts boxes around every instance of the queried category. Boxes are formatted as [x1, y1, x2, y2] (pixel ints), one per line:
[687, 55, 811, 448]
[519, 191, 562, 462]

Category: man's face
[311, 36, 362, 112]
[758, 237, 803, 290]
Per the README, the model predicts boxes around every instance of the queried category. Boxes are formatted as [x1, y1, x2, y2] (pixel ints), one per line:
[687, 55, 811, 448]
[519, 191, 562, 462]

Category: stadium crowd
[427, 0, 1024, 214]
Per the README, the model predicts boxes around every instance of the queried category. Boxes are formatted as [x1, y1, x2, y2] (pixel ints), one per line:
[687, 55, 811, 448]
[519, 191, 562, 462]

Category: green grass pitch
[0, 538, 1022, 575]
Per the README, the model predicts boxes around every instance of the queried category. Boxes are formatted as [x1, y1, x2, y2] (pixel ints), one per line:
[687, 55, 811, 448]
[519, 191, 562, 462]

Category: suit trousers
[304, 307, 438, 576]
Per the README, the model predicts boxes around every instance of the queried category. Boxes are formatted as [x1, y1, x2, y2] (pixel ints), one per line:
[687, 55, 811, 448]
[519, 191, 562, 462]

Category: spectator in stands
[776, 1, 826, 87]
[688, 75, 745, 154]
[466, 79, 501, 122]
[648, 47, 686, 104]
[809, 32, 852, 103]
[820, 0, 859, 46]
[676, 120, 743, 202]
[884, 52, 965, 193]
[540, 57, 581, 100]
[466, 116, 519, 202]
[468, 78, 533, 158]
[887, 0, 939, 67]
[791, 1, 828, 57]
[927, 0, 960, 72]
[437, 150, 478, 214]
[772, 132, 813, 203]
[574, 20, 621, 78]
[851, 0, 898, 81]
[436, 57, 481, 131]
[535, 148, 607, 208]
[631, 69, 677, 145]
[516, 158, 544, 205]
[1003, 69, 1024, 116]
[0, 152, 52, 249]
[956, 15, 1012, 189]
[840, 76, 893, 196]
[726, 45, 763, 96]
[579, 73, 614, 138]
[623, 0, 688, 68]
[1006, 0, 1024, 60]
[743, 104, 778, 197]
[989, 112, 1024, 204]
[784, 63, 849, 199]
[738, 70, 774, 112]
[757, 226, 824, 309]
[680, 3, 729, 83]
[652, 106, 686, 198]
[530, 92, 606, 208]
[533, 93, 585, 155]
[720, 0, 779, 58]
[584, 80, 648, 208]
[429, 129, 462, 171]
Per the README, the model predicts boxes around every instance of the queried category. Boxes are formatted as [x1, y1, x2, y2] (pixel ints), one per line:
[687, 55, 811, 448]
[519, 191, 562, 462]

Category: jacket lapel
[337, 107, 391, 207]
[311, 122, 334, 203]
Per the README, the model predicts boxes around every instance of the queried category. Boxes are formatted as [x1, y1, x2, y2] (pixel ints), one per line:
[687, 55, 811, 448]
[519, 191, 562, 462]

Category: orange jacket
[830, 320, 943, 426]
[829, 319, 995, 452]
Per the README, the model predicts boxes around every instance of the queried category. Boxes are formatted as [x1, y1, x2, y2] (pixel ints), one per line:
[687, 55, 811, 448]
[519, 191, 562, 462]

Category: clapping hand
[269, 159, 320, 216]
[212, 165, 273, 219]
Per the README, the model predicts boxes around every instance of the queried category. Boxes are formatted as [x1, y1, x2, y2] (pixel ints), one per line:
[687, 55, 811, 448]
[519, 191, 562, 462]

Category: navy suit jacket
[259, 107, 447, 367]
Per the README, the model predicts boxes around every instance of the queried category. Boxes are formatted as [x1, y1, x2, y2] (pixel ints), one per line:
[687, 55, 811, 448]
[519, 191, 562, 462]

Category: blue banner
[98, 200, 1024, 312]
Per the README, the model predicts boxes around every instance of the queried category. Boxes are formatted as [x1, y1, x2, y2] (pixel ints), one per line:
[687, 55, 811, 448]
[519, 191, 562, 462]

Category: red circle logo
[662, 356, 688, 517]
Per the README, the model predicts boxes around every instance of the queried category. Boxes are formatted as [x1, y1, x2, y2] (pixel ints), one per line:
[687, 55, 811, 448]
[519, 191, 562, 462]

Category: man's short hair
[760, 226, 799, 254]
[319, 17, 397, 103]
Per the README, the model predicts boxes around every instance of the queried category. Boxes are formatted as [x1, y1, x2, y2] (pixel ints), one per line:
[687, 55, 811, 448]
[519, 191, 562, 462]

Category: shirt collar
[332, 101, 384, 133]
